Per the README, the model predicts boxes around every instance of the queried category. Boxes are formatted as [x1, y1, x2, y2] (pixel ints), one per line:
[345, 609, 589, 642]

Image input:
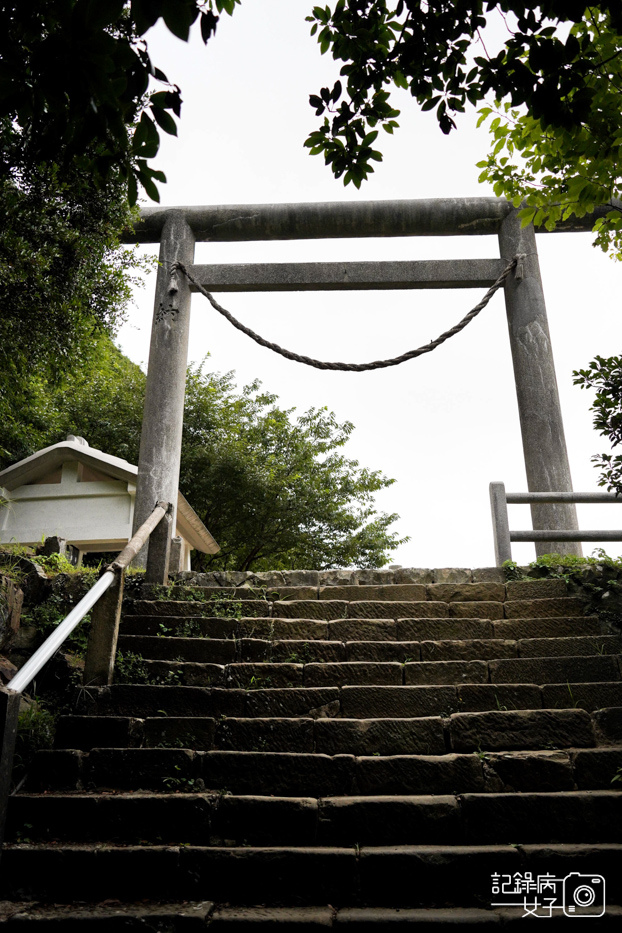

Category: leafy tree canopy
[0, 337, 406, 571]
[304, 1, 622, 191]
[0, 0, 239, 203]
[574, 355, 622, 496]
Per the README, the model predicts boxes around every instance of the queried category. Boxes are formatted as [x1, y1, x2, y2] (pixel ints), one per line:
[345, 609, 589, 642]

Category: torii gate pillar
[499, 209, 581, 557]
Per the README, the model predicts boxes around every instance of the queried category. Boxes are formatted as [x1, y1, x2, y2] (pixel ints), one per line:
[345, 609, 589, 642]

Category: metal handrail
[489, 482, 622, 566]
[6, 500, 170, 695]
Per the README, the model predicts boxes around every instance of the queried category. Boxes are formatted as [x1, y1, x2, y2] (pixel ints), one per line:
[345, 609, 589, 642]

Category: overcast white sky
[117, 1, 622, 570]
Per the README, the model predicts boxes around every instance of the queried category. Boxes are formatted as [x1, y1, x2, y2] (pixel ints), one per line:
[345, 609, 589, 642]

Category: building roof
[0, 436, 219, 554]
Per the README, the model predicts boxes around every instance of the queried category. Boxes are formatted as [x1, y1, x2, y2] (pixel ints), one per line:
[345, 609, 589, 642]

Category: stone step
[25, 746, 622, 796]
[74, 682, 622, 720]
[0, 902, 214, 929]
[55, 708, 622, 755]
[126, 596, 587, 622]
[113, 654, 621, 688]
[6, 791, 622, 848]
[116, 633, 622, 665]
[1, 843, 621, 907]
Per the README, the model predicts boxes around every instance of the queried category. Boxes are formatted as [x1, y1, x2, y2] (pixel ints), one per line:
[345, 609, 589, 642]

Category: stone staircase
[2, 569, 622, 928]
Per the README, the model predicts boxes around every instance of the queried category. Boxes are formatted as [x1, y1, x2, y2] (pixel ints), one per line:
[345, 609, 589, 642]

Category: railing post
[83, 570, 125, 686]
[490, 482, 512, 566]
[132, 213, 195, 576]
[145, 509, 172, 584]
[498, 212, 582, 557]
[0, 688, 20, 851]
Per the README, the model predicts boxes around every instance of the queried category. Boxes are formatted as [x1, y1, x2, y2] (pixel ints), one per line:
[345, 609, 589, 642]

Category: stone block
[504, 597, 587, 618]
[483, 750, 575, 792]
[215, 717, 314, 752]
[493, 617, 602, 639]
[336, 907, 501, 926]
[345, 641, 421, 662]
[349, 601, 447, 620]
[314, 717, 446, 756]
[211, 906, 334, 927]
[353, 753, 484, 795]
[54, 715, 136, 751]
[328, 620, 397, 641]
[571, 747, 622, 789]
[319, 584, 426, 601]
[426, 584, 506, 603]
[472, 568, 506, 583]
[405, 661, 488, 686]
[489, 655, 619, 685]
[542, 681, 622, 712]
[214, 795, 318, 846]
[340, 685, 458, 719]
[224, 663, 303, 690]
[456, 684, 543, 713]
[256, 586, 318, 601]
[420, 640, 517, 662]
[397, 619, 493, 640]
[317, 795, 460, 845]
[200, 751, 355, 797]
[280, 570, 321, 586]
[433, 568, 472, 584]
[449, 709, 594, 752]
[393, 568, 435, 584]
[318, 569, 357, 586]
[93, 684, 247, 718]
[304, 662, 403, 687]
[272, 600, 347, 621]
[238, 619, 329, 640]
[26, 749, 83, 791]
[592, 707, 622, 745]
[353, 570, 396, 585]
[237, 638, 272, 661]
[518, 635, 622, 658]
[142, 717, 215, 750]
[245, 687, 340, 719]
[505, 579, 568, 599]
[449, 601, 504, 620]
[271, 640, 346, 663]
[85, 748, 197, 790]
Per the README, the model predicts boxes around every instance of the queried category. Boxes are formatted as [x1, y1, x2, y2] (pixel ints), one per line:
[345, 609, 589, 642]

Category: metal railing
[0, 500, 172, 849]
[490, 482, 622, 566]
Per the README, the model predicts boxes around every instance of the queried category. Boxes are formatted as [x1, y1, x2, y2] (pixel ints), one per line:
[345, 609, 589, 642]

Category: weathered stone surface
[336, 907, 502, 926]
[393, 568, 435, 584]
[420, 639, 517, 662]
[132, 599, 270, 618]
[490, 655, 619, 685]
[397, 619, 494, 640]
[215, 717, 314, 752]
[571, 747, 622, 789]
[245, 687, 340, 719]
[200, 751, 355, 796]
[354, 570, 396, 585]
[83, 684, 247, 718]
[357, 844, 520, 907]
[456, 684, 543, 713]
[246, 571, 285, 588]
[25, 749, 82, 791]
[345, 641, 421, 662]
[253, 585, 318, 601]
[462, 791, 622, 844]
[449, 709, 594, 752]
[340, 685, 458, 719]
[224, 663, 303, 690]
[142, 717, 215, 750]
[542, 681, 622, 712]
[118, 634, 236, 663]
[592, 707, 622, 745]
[433, 569, 472, 584]
[426, 584, 506, 603]
[318, 569, 356, 586]
[493, 617, 603, 640]
[304, 662, 403, 687]
[405, 661, 488, 686]
[328, 620, 397, 641]
[317, 795, 460, 845]
[314, 717, 446, 756]
[237, 638, 272, 661]
[519, 635, 622, 658]
[211, 906, 334, 927]
[271, 640, 346, 663]
[55, 715, 137, 750]
[347, 601, 448, 620]
[85, 748, 197, 790]
[449, 601, 504, 620]
[483, 751, 575, 792]
[472, 568, 506, 583]
[280, 571, 321, 586]
[0, 574, 23, 650]
[121, 615, 238, 638]
[273, 600, 347, 621]
[505, 579, 568, 599]
[237, 619, 329, 640]
[353, 753, 484, 795]
[504, 597, 587, 618]
[166, 661, 225, 687]
[319, 584, 426, 602]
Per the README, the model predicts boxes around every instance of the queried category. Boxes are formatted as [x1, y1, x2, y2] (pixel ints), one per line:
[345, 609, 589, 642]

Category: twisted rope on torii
[173, 253, 524, 372]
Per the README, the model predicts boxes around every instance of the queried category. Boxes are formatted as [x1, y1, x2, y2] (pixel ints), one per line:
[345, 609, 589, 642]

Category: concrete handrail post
[490, 482, 512, 566]
[132, 213, 195, 576]
[498, 211, 582, 557]
[0, 688, 20, 851]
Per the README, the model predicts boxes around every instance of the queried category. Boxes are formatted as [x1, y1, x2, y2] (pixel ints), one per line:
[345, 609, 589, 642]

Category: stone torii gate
[127, 196, 602, 580]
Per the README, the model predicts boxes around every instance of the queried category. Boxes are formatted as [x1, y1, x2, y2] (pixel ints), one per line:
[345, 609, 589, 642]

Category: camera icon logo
[563, 873, 606, 917]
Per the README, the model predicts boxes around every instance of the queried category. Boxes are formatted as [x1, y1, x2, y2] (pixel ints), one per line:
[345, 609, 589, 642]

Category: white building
[0, 436, 219, 570]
